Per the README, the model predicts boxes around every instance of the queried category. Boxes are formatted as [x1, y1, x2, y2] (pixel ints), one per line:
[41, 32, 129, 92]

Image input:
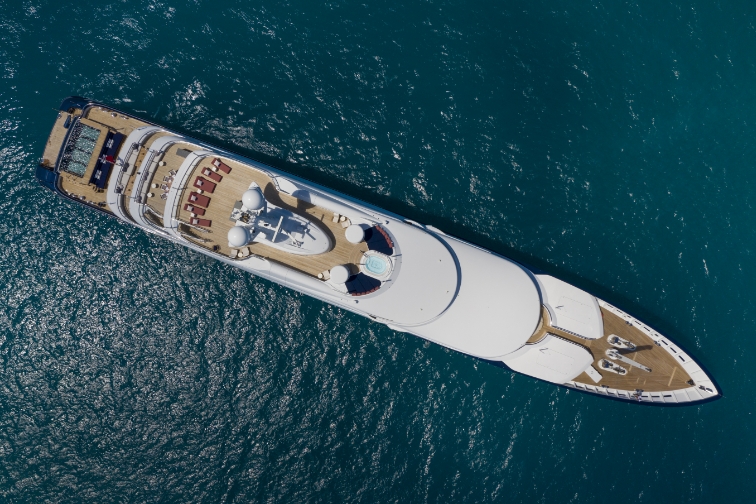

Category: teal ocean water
[0, 0, 753, 501]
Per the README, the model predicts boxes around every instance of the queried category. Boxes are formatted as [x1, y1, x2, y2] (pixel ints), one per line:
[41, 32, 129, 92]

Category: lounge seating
[364, 225, 394, 254]
[318, 270, 331, 280]
[353, 286, 380, 296]
[160, 193, 167, 200]
[229, 249, 239, 259]
[163, 175, 171, 182]
[160, 184, 168, 191]
[345, 272, 381, 295]
[212, 158, 232, 174]
[188, 192, 211, 207]
[190, 218, 212, 227]
[184, 204, 205, 216]
[239, 247, 250, 258]
[193, 176, 216, 193]
[201, 167, 222, 182]
[332, 213, 340, 223]
[375, 226, 394, 248]
[341, 218, 351, 228]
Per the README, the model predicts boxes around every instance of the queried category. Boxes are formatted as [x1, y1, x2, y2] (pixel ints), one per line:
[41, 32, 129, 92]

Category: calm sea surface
[1, 1, 754, 502]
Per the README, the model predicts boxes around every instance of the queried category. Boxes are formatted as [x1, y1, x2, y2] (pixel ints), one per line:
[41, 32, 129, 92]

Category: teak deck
[529, 306, 691, 392]
[53, 107, 150, 211]
[45, 104, 366, 279]
[174, 155, 364, 276]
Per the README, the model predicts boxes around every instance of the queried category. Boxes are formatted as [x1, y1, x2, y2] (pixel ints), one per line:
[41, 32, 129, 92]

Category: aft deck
[529, 306, 692, 392]
[44, 102, 387, 285]
[45, 104, 149, 211]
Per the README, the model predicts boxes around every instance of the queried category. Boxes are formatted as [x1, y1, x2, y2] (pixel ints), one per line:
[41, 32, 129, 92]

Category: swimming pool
[365, 254, 388, 275]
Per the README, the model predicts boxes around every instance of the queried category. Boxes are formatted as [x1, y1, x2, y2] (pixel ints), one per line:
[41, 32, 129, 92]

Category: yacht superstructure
[37, 97, 719, 404]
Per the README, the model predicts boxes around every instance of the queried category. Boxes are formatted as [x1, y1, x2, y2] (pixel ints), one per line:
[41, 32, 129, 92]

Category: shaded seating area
[201, 167, 223, 182]
[188, 191, 211, 207]
[345, 273, 381, 296]
[193, 176, 216, 193]
[89, 131, 125, 189]
[364, 225, 394, 255]
[212, 158, 232, 174]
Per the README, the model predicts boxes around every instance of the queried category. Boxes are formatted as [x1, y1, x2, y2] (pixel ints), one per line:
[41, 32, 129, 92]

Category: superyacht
[36, 97, 719, 404]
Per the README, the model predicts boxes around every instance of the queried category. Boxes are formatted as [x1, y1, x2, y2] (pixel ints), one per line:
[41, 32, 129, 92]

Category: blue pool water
[1, 0, 755, 502]
[365, 255, 388, 275]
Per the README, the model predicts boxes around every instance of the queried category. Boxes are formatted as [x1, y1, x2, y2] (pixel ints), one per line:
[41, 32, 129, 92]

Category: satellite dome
[242, 188, 265, 211]
[345, 224, 365, 244]
[330, 265, 351, 284]
[227, 226, 249, 247]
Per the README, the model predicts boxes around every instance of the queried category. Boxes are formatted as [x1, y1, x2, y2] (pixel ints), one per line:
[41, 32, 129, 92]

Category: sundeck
[36, 97, 719, 405]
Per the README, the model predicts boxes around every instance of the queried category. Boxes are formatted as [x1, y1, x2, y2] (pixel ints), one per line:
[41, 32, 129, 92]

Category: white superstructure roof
[405, 235, 541, 359]
[356, 221, 458, 325]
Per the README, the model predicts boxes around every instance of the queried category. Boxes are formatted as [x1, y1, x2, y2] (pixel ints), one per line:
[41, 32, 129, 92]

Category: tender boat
[36, 97, 719, 404]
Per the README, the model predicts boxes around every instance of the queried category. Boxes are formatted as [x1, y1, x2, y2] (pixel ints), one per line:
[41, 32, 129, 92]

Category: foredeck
[529, 306, 692, 392]
[173, 154, 365, 276]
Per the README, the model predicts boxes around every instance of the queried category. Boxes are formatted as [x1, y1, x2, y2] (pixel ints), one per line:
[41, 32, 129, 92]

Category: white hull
[38, 98, 719, 405]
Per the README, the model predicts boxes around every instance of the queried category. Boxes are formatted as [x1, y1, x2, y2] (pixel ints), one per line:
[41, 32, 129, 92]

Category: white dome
[227, 226, 249, 247]
[345, 224, 365, 244]
[330, 265, 350, 284]
[242, 188, 265, 211]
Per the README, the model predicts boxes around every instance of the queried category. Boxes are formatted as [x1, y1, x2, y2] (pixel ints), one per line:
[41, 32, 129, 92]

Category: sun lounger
[212, 158, 232, 174]
[193, 176, 216, 193]
[160, 193, 167, 200]
[201, 167, 222, 182]
[188, 191, 211, 208]
[184, 204, 205, 216]
[190, 218, 212, 227]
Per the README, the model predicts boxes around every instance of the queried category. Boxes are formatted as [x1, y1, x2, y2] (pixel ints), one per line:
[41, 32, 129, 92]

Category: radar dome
[330, 265, 351, 284]
[242, 188, 265, 211]
[227, 226, 249, 247]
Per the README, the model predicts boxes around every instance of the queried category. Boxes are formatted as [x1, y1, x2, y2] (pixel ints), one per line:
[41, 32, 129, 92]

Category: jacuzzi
[360, 250, 393, 280]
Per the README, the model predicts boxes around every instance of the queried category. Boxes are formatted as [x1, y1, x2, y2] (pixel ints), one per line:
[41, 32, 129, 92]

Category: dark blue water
[1, 1, 753, 501]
